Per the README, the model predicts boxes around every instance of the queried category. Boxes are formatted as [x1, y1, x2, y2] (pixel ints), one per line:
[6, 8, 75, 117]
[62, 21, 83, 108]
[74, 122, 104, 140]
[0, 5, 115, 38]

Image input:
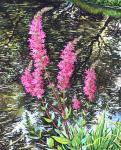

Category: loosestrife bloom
[72, 95, 81, 110]
[21, 16, 49, 98]
[83, 68, 97, 102]
[29, 16, 49, 70]
[57, 41, 77, 91]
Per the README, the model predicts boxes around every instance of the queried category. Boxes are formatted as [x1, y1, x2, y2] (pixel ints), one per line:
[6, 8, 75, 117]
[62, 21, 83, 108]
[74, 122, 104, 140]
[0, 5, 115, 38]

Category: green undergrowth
[25, 112, 121, 150]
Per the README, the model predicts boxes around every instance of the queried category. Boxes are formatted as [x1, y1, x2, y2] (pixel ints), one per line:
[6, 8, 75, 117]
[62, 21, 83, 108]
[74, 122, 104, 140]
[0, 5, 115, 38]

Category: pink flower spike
[83, 68, 97, 102]
[57, 41, 77, 91]
[21, 15, 50, 99]
[72, 95, 81, 110]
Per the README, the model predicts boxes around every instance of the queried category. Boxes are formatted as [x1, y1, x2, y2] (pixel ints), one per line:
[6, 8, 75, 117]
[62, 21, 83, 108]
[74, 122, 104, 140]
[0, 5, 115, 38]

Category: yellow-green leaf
[47, 138, 54, 148]
[43, 117, 52, 123]
[57, 145, 62, 150]
[52, 136, 70, 144]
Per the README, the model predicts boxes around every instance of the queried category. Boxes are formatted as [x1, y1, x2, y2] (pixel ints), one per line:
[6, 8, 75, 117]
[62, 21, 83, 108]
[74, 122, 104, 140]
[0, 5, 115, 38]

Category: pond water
[0, 0, 121, 149]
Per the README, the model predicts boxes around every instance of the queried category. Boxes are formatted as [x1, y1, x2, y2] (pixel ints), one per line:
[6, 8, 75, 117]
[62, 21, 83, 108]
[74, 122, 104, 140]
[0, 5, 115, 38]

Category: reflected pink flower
[83, 68, 97, 102]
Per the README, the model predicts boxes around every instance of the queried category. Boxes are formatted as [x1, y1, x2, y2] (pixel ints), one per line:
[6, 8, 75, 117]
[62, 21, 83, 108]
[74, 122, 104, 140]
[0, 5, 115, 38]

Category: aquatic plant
[20, 9, 121, 150]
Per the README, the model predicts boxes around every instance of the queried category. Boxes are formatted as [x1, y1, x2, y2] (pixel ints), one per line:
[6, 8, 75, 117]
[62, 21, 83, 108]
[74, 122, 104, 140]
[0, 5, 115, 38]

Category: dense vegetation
[25, 112, 121, 150]
[19, 7, 121, 150]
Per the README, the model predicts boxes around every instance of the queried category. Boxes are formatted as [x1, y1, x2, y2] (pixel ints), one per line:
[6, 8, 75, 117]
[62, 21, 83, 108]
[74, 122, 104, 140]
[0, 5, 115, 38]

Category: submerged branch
[72, 16, 113, 85]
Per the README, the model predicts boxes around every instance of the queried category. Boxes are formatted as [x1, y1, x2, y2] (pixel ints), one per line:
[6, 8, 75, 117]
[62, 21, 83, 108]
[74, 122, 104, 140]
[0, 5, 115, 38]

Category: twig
[7, 135, 24, 148]
[72, 16, 113, 85]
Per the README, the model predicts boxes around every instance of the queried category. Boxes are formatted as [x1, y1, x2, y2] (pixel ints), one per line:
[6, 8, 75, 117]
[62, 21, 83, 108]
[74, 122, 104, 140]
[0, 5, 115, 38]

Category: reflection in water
[0, 84, 25, 149]
[0, 0, 121, 149]
[115, 76, 121, 88]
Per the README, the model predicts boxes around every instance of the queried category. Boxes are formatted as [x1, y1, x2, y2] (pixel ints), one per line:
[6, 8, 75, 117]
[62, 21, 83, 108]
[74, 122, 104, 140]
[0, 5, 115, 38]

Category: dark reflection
[0, 0, 121, 149]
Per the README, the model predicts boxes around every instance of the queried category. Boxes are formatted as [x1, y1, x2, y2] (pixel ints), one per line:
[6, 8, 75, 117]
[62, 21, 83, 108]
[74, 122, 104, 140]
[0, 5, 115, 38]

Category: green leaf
[60, 97, 65, 103]
[82, 137, 86, 144]
[39, 131, 42, 138]
[41, 106, 46, 111]
[57, 145, 62, 150]
[60, 97, 67, 103]
[47, 138, 54, 148]
[29, 130, 35, 136]
[52, 136, 70, 144]
[57, 117, 61, 127]
[43, 117, 52, 123]
[72, 139, 76, 147]
[51, 112, 55, 120]
[64, 107, 72, 119]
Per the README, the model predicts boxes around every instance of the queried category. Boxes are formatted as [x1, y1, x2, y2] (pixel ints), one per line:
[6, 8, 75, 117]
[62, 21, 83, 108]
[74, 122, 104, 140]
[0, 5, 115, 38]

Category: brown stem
[62, 92, 71, 140]
[52, 86, 64, 111]
[45, 70, 63, 112]
[64, 121, 70, 140]
[40, 139, 47, 145]
[48, 103, 61, 114]
[44, 70, 70, 139]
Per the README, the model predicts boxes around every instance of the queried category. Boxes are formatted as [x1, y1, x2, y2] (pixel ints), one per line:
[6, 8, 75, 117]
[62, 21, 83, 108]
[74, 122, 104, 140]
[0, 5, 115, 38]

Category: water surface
[0, 0, 121, 149]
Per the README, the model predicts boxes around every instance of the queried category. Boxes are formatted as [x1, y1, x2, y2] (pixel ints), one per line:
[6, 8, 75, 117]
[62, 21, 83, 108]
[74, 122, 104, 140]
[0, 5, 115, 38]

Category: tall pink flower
[21, 16, 49, 99]
[57, 41, 77, 91]
[29, 16, 49, 70]
[83, 68, 97, 102]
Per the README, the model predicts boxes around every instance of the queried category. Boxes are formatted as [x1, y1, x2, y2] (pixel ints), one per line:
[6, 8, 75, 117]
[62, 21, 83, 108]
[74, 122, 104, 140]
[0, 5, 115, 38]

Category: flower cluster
[29, 16, 49, 70]
[57, 41, 77, 91]
[21, 16, 49, 98]
[83, 68, 97, 102]
[72, 95, 81, 110]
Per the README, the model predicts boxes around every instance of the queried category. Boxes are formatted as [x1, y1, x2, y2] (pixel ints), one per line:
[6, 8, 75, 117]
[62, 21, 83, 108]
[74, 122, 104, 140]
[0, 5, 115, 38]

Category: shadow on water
[0, 0, 121, 149]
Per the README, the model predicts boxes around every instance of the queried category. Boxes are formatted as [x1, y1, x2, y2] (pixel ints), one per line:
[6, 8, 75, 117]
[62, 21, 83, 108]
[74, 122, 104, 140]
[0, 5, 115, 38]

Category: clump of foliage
[25, 111, 121, 149]
[67, 0, 121, 17]
[54, 112, 121, 150]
